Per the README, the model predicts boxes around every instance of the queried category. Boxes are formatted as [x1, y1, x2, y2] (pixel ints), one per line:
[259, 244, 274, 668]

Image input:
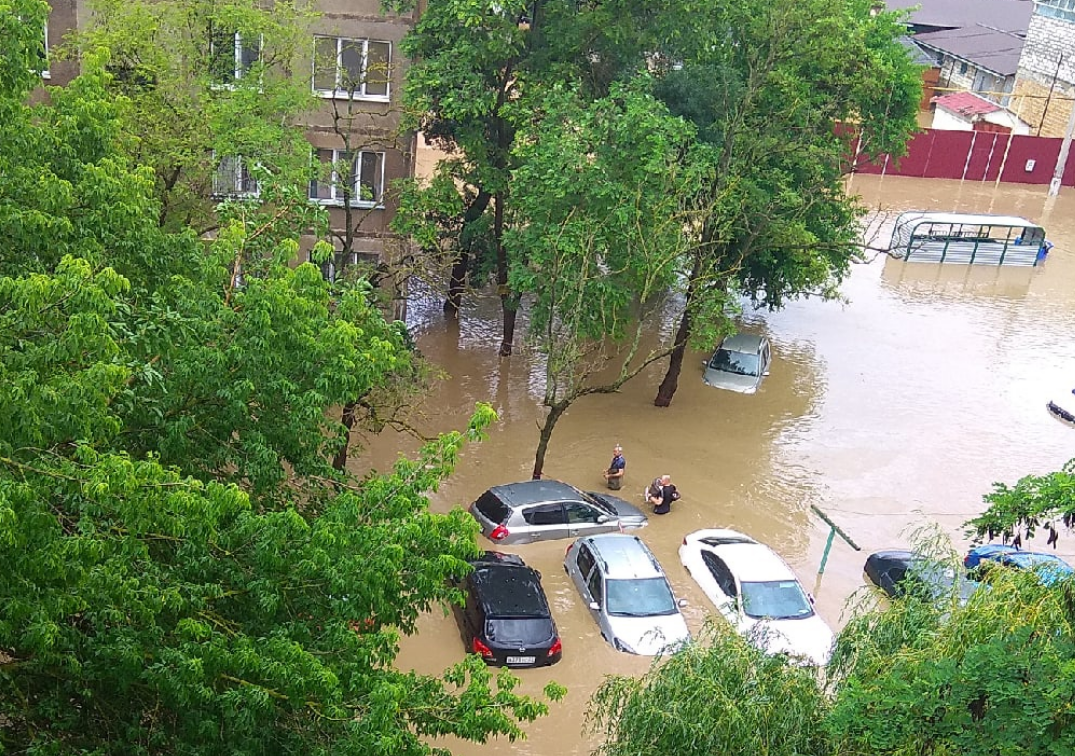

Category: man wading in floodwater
[646, 475, 680, 515]
[603, 445, 626, 490]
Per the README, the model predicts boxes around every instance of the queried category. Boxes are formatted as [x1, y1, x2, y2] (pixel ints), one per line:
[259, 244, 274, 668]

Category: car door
[565, 500, 608, 537]
[761, 341, 772, 377]
[520, 503, 568, 541]
[585, 565, 609, 640]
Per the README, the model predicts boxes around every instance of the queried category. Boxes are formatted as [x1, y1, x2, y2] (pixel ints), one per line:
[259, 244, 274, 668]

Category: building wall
[1012, 14, 1075, 137]
[303, 0, 420, 258]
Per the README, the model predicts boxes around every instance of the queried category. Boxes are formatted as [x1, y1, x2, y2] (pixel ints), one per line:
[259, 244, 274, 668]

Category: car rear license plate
[506, 656, 536, 665]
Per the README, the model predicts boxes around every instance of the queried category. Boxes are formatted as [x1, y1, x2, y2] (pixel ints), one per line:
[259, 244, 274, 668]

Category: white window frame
[210, 31, 261, 85]
[311, 36, 391, 101]
[211, 155, 260, 198]
[308, 149, 386, 208]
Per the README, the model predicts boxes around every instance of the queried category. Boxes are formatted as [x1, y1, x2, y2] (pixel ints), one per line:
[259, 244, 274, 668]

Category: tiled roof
[931, 91, 1003, 116]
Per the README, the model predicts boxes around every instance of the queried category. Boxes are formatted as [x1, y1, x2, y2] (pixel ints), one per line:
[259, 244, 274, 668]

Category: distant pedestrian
[603, 445, 626, 490]
[646, 474, 680, 515]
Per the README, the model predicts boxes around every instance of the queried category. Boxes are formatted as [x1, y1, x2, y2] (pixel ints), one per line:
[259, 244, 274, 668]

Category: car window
[575, 544, 596, 577]
[474, 491, 511, 524]
[565, 502, 602, 524]
[606, 577, 677, 617]
[587, 569, 604, 607]
[709, 348, 761, 377]
[486, 618, 553, 644]
[702, 551, 737, 597]
[740, 580, 814, 620]
[523, 503, 565, 526]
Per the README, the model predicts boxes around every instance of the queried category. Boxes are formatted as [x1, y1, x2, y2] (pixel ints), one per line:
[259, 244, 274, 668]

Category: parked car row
[457, 480, 835, 668]
[863, 543, 1074, 602]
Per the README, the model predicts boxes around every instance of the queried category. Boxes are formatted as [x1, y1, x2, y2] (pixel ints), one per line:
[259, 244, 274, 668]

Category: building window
[959, 61, 968, 76]
[1037, 0, 1075, 22]
[40, 22, 50, 78]
[210, 30, 261, 84]
[212, 155, 259, 197]
[308, 149, 385, 206]
[312, 37, 390, 99]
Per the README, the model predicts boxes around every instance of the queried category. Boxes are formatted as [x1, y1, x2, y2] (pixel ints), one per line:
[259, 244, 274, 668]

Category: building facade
[1011, 0, 1075, 137]
[39, 0, 420, 272]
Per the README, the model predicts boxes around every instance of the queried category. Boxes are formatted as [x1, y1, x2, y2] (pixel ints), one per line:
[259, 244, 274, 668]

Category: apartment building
[38, 0, 421, 272]
[1012, 0, 1075, 137]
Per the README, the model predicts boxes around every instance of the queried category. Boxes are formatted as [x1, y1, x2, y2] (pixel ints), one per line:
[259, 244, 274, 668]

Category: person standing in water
[603, 445, 626, 490]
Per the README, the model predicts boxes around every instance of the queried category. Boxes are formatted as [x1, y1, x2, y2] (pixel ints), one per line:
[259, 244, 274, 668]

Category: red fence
[853, 129, 1075, 186]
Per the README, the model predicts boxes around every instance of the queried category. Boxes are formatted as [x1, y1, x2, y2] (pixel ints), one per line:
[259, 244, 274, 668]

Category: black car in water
[864, 550, 980, 604]
[452, 552, 562, 668]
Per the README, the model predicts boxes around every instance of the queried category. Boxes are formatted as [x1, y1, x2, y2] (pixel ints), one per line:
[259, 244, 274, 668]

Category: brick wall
[1012, 13, 1075, 137]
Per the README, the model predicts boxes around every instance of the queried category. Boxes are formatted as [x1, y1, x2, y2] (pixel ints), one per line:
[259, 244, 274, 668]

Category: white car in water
[679, 529, 834, 666]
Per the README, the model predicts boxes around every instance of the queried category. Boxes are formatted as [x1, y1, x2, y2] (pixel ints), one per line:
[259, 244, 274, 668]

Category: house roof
[913, 25, 1026, 76]
[932, 91, 1002, 116]
[882, 0, 1033, 35]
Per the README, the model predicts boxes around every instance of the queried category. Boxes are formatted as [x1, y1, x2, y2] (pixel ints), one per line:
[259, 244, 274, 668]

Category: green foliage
[965, 459, 1075, 546]
[828, 570, 1075, 756]
[72, 0, 319, 231]
[1, 20, 556, 754]
[590, 621, 830, 756]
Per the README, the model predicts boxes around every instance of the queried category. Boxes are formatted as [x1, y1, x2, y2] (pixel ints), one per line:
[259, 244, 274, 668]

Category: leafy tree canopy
[1, 10, 561, 753]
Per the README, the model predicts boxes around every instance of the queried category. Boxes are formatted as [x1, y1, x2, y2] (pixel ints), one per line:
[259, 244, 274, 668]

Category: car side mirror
[808, 593, 815, 605]
[677, 598, 688, 608]
[763, 369, 770, 377]
[588, 601, 600, 611]
[597, 514, 611, 524]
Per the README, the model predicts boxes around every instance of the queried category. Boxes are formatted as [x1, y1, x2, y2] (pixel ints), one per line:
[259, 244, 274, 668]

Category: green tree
[590, 622, 830, 756]
[0, 13, 561, 752]
[828, 567, 1075, 755]
[504, 83, 710, 478]
[71, 0, 318, 232]
[965, 458, 1075, 547]
[634, 0, 921, 406]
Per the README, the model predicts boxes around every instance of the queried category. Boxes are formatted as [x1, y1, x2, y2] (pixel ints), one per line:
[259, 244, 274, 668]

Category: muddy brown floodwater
[358, 173, 1075, 756]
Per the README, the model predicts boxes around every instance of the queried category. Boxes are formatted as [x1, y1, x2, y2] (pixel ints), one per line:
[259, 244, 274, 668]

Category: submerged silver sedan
[702, 333, 771, 394]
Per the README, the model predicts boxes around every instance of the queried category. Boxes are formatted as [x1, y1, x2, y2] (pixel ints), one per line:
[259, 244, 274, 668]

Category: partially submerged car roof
[720, 333, 766, 353]
[488, 479, 583, 507]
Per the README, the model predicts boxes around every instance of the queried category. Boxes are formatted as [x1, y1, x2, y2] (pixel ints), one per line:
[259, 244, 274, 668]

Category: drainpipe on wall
[1048, 95, 1075, 197]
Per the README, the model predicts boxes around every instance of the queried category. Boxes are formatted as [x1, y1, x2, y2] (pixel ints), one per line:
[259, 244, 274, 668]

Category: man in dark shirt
[603, 445, 626, 490]
[647, 474, 680, 515]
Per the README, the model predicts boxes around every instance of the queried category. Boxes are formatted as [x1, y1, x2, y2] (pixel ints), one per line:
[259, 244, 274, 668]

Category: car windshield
[740, 580, 814, 620]
[486, 618, 552, 644]
[606, 578, 677, 617]
[709, 348, 760, 377]
[580, 492, 616, 516]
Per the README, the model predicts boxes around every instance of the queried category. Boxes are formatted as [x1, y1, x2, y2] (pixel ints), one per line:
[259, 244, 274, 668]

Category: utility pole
[1049, 95, 1075, 197]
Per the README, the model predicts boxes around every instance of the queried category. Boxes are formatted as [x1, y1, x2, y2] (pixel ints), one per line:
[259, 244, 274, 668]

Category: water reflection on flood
[368, 174, 1075, 756]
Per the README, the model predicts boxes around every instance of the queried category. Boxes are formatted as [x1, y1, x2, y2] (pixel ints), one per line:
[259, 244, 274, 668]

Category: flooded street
[367, 174, 1075, 755]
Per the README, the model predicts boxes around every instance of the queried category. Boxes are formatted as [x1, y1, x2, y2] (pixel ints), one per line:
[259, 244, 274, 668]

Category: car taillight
[490, 524, 509, 541]
[548, 637, 562, 657]
[472, 637, 494, 658]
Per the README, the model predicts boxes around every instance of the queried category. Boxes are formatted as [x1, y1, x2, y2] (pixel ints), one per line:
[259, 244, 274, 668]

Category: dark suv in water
[468, 479, 648, 545]
[452, 552, 562, 668]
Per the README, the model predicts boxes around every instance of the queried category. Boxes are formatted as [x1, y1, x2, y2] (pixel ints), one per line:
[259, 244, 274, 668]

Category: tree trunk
[443, 253, 469, 315]
[653, 308, 691, 407]
[532, 403, 568, 479]
[444, 189, 492, 314]
[494, 192, 516, 356]
[654, 254, 702, 407]
[331, 401, 359, 471]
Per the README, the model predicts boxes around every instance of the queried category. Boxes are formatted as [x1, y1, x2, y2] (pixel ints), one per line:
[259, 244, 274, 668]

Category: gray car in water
[702, 333, 771, 394]
[469, 480, 648, 545]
